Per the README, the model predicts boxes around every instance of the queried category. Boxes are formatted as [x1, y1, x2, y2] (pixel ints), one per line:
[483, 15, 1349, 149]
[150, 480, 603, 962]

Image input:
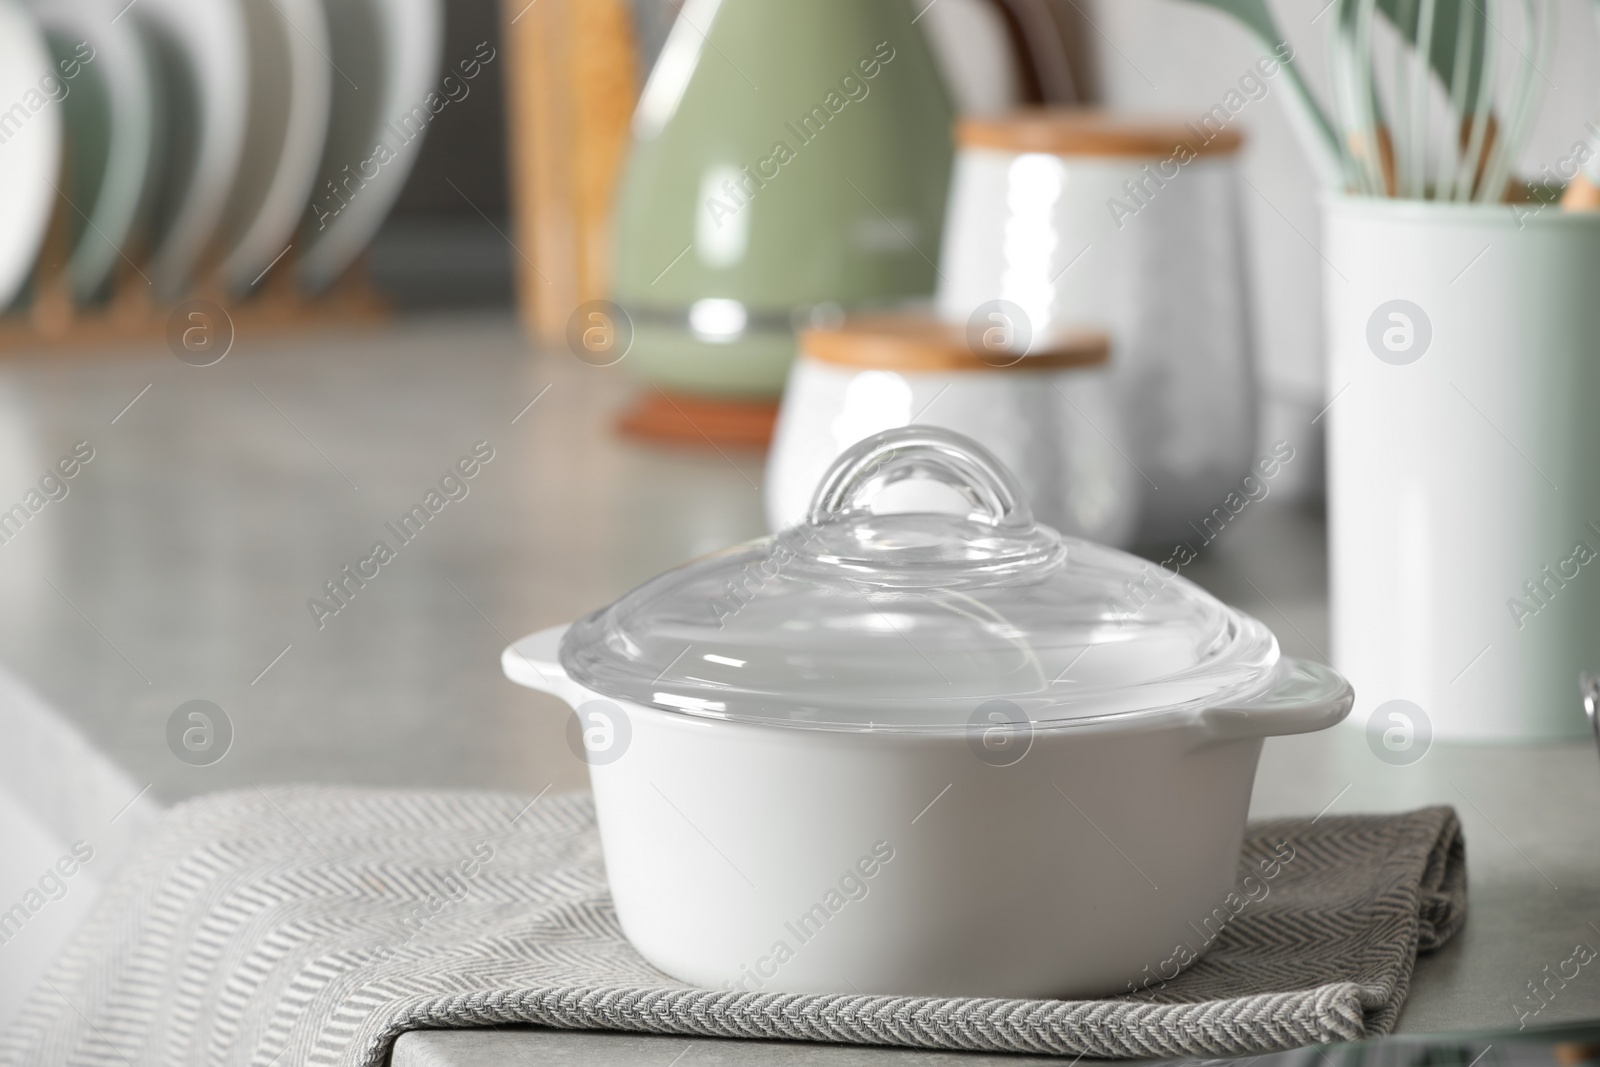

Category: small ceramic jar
[937, 109, 1257, 547]
[766, 312, 1139, 546]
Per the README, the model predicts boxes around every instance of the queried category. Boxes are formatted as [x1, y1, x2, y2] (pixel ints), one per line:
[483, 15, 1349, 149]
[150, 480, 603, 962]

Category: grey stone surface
[0, 312, 764, 811]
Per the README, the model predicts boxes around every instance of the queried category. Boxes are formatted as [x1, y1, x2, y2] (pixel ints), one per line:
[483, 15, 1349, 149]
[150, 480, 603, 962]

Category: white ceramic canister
[936, 110, 1257, 547]
[1323, 196, 1600, 742]
[766, 312, 1140, 546]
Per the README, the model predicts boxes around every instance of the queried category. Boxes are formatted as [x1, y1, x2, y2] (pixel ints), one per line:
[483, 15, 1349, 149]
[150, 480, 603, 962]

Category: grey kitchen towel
[0, 788, 1466, 1066]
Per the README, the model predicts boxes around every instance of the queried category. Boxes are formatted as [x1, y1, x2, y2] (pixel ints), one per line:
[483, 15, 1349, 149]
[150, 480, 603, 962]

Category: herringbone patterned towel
[1, 788, 1465, 1066]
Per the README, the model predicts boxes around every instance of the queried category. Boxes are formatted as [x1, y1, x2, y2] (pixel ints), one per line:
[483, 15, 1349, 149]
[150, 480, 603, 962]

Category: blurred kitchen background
[5, 0, 1579, 497]
[4, 0, 1600, 1033]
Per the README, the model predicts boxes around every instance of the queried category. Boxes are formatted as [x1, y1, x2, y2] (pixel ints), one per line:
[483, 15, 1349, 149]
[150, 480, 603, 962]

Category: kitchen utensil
[28, 0, 156, 304]
[765, 312, 1139, 546]
[502, 425, 1354, 998]
[218, 0, 332, 294]
[1175, 0, 1344, 187]
[609, 0, 954, 398]
[1179, 0, 1489, 193]
[1392, 0, 1435, 201]
[1324, 196, 1600, 741]
[1330, 0, 1552, 202]
[1474, 1, 1552, 203]
[1376, 0, 1488, 107]
[300, 0, 442, 293]
[1331, 0, 1387, 196]
[0, 0, 62, 311]
[1446, 14, 1500, 203]
[1374, 0, 1491, 200]
[131, 0, 249, 298]
[937, 110, 1257, 549]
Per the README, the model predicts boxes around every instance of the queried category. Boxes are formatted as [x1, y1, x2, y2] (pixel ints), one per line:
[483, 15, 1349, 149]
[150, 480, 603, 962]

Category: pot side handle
[502, 624, 577, 702]
[1195, 657, 1355, 742]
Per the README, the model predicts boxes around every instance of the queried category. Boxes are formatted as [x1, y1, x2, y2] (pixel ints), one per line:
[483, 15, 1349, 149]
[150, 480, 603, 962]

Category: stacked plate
[0, 0, 443, 312]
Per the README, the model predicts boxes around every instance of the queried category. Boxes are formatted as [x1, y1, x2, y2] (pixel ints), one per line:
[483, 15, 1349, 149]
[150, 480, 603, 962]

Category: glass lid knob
[788, 427, 1064, 588]
[807, 426, 1037, 530]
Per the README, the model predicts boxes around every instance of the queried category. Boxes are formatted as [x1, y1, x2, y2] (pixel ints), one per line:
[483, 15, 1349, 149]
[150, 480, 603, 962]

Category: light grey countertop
[0, 312, 1592, 1061]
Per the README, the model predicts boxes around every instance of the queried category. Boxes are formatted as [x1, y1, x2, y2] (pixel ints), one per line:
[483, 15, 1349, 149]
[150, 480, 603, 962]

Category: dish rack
[0, 247, 388, 355]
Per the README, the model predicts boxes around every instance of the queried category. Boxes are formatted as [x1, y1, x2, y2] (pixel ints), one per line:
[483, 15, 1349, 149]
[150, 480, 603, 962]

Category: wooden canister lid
[801, 313, 1109, 373]
[957, 107, 1244, 158]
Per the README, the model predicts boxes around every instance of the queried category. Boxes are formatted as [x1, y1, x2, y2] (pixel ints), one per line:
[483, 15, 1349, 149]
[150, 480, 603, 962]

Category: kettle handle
[1194, 657, 1355, 742]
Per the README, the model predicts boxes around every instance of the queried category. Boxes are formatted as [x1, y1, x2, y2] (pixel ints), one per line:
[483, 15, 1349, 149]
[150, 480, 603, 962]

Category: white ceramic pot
[766, 312, 1140, 546]
[1323, 196, 1600, 742]
[506, 427, 1353, 998]
[936, 111, 1257, 547]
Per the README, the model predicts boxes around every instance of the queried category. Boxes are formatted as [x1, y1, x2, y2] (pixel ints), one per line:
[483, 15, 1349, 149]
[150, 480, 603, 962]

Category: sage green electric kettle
[610, 0, 954, 398]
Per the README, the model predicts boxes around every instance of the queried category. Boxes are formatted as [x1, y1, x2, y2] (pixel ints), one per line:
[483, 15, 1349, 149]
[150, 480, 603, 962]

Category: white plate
[0, 0, 61, 311]
[131, 0, 248, 298]
[219, 0, 332, 294]
[299, 0, 442, 293]
[27, 0, 155, 303]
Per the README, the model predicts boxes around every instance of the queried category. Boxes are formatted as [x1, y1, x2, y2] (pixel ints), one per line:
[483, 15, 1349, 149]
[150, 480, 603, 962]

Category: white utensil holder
[1323, 196, 1600, 741]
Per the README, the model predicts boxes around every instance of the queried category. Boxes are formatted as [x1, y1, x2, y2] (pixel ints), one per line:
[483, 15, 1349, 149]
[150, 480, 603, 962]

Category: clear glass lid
[560, 427, 1280, 731]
